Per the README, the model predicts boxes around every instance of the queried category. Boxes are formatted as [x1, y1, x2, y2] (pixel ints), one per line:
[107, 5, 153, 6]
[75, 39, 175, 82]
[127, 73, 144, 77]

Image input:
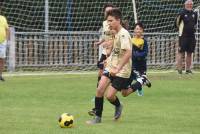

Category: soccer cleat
[141, 75, 151, 88]
[0, 76, 5, 82]
[114, 104, 123, 120]
[185, 70, 192, 74]
[178, 69, 182, 74]
[86, 116, 101, 125]
[137, 89, 144, 96]
[88, 108, 96, 116]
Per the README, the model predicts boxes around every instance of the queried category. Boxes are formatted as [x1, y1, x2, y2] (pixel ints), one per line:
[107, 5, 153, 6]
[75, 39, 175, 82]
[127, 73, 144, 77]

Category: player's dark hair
[106, 8, 122, 20]
[122, 19, 129, 30]
[134, 22, 144, 30]
[103, 3, 115, 12]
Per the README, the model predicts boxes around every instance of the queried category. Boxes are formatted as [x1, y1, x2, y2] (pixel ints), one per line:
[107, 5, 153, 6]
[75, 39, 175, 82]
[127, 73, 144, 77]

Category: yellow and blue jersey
[131, 37, 148, 71]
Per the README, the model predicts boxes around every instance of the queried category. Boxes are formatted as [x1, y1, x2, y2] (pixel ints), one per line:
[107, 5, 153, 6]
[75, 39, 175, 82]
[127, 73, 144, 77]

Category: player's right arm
[175, 11, 183, 30]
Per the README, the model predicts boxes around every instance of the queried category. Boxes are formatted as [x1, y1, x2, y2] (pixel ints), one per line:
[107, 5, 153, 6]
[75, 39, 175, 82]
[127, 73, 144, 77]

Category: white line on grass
[3, 70, 200, 77]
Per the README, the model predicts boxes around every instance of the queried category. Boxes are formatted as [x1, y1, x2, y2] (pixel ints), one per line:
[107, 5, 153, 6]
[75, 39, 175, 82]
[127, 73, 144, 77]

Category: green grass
[0, 72, 200, 134]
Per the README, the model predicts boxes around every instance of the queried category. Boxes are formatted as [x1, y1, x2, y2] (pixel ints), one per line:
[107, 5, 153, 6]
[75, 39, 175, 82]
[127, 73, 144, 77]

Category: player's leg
[135, 70, 147, 96]
[185, 52, 192, 74]
[177, 37, 186, 74]
[121, 75, 151, 97]
[136, 71, 145, 96]
[106, 77, 130, 120]
[185, 37, 196, 74]
[133, 59, 149, 96]
[106, 85, 123, 120]
[177, 52, 184, 74]
[88, 54, 107, 116]
[0, 43, 6, 81]
[0, 58, 5, 81]
[86, 74, 111, 124]
[124, 70, 138, 96]
[97, 54, 107, 86]
[88, 69, 104, 116]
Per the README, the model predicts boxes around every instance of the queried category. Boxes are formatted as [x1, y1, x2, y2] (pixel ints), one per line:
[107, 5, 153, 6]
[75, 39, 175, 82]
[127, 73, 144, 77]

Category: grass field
[0, 72, 200, 134]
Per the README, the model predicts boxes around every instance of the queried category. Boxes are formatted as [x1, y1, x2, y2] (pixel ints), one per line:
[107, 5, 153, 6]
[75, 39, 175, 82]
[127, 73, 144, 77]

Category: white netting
[135, 0, 200, 33]
[0, 0, 200, 71]
[1, 0, 134, 32]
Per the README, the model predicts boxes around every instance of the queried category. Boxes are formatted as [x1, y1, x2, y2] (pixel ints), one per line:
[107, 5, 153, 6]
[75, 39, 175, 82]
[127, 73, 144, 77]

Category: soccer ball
[58, 113, 74, 128]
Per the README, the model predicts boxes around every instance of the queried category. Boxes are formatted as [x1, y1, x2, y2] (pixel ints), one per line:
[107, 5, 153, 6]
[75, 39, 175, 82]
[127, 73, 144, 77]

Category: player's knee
[106, 94, 114, 101]
[96, 87, 105, 96]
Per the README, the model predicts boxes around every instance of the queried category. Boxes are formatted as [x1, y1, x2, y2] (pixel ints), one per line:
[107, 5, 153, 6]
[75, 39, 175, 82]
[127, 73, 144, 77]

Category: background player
[0, 10, 9, 81]
[88, 3, 115, 116]
[129, 22, 150, 96]
[86, 8, 151, 124]
[176, 0, 197, 74]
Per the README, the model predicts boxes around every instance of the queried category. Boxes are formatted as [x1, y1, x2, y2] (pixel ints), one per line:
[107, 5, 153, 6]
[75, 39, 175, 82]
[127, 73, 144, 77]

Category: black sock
[95, 97, 104, 117]
[109, 96, 120, 107]
[131, 82, 142, 92]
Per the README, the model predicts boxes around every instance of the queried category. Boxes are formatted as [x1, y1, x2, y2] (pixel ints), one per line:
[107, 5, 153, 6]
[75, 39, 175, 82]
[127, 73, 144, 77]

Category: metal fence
[6, 32, 200, 71]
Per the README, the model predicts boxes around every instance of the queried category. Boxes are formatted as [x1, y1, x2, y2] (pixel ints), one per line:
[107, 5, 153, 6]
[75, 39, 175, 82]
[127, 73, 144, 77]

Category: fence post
[8, 27, 16, 72]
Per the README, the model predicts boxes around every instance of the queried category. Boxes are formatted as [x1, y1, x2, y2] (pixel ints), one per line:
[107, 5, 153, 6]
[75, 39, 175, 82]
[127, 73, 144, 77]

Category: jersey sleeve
[2, 16, 9, 29]
[175, 10, 185, 30]
[120, 32, 131, 50]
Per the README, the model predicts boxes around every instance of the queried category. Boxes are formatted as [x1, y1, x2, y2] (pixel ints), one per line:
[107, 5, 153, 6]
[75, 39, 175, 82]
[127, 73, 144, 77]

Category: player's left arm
[104, 40, 113, 57]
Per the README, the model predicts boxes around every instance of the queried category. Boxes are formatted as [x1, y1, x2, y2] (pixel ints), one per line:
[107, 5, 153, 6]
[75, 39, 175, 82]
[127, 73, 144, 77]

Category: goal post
[7, 27, 16, 72]
[194, 6, 200, 68]
[132, 0, 138, 23]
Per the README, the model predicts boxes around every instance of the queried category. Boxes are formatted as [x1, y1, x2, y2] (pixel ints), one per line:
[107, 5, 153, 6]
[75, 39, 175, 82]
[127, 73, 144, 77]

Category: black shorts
[179, 36, 196, 53]
[103, 70, 130, 91]
[97, 54, 107, 69]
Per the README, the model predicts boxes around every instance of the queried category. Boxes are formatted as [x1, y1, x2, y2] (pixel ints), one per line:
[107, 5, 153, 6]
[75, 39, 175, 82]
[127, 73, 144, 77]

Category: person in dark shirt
[129, 22, 150, 96]
[175, 0, 197, 74]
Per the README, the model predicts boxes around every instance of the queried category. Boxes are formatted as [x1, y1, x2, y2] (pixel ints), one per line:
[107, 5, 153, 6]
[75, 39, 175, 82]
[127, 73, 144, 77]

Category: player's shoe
[114, 104, 123, 120]
[86, 116, 101, 125]
[178, 69, 182, 74]
[0, 76, 5, 82]
[185, 70, 193, 74]
[137, 89, 144, 96]
[88, 108, 96, 116]
[138, 75, 151, 88]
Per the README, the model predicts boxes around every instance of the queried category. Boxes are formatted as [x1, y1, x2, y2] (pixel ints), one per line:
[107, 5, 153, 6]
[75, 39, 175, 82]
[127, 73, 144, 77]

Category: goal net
[1, 0, 200, 71]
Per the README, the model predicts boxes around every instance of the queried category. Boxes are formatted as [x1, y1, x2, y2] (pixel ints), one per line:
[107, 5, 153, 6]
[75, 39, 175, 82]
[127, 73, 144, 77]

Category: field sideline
[3, 70, 200, 77]
[0, 72, 200, 134]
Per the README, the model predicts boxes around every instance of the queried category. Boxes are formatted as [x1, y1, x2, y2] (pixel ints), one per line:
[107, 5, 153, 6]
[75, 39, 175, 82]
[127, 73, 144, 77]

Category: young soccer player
[129, 22, 150, 96]
[88, 3, 115, 116]
[86, 8, 151, 124]
[0, 10, 9, 81]
[95, 3, 115, 86]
